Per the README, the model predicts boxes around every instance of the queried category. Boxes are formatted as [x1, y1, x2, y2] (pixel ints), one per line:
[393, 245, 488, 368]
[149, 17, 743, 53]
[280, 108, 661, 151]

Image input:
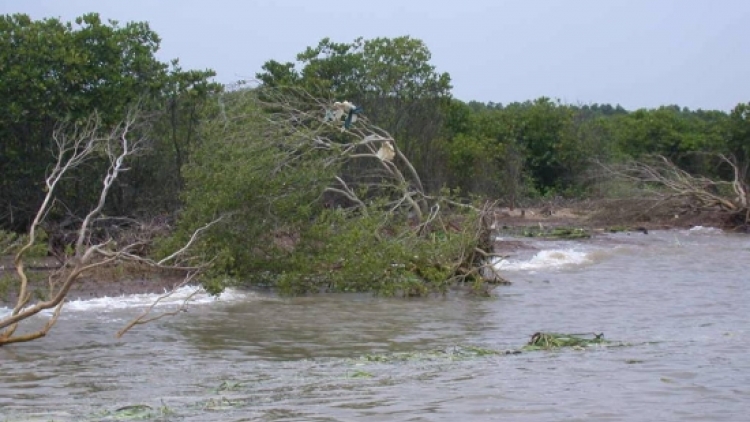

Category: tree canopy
[257, 36, 451, 100]
[0, 13, 219, 231]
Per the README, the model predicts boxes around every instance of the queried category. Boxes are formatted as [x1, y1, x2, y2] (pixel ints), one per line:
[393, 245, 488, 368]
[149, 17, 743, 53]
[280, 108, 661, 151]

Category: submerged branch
[116, 272, 201, 338]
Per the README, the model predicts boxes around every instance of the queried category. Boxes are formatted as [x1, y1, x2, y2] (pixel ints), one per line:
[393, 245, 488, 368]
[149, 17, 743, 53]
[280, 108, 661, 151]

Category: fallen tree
[0, 109, 217, 346]
[593, 154, 749, 229]
[168, 85, 509, 296]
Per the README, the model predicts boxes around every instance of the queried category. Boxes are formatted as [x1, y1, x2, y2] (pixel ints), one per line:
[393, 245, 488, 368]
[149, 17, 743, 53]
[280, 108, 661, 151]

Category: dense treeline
[441, 99, 740, 201]
[2, 14, 748, 290]
[0, 13, 220, 232]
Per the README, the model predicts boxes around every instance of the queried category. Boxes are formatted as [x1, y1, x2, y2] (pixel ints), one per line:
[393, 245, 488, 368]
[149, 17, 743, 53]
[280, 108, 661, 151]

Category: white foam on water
[0, 286, 248, 317]
[64, 286, 246, 312]
[687, 225, 723, 234]
[494, 248, 594, 272]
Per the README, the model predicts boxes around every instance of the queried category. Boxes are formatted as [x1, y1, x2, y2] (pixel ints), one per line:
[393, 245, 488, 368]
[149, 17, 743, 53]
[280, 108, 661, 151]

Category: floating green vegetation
[213, 380, 244, 393]
[95, 403, 173, 421]
[522, 332, 607, 351]
[351, 333, 617, 365]
[499, 225, 591, 240]
[200, 397, 246, 411]
[353, 345, 517, 364]
[70, 333, 628, 421]
[347, 369, 374, 378]
[545, 227, 591, 239]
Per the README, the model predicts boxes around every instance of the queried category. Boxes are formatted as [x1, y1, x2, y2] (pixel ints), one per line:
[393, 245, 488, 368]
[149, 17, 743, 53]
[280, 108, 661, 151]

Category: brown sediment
[0, 257, 189, 306]
[489, 201, 744, 259]
[492, 202, 738, 232]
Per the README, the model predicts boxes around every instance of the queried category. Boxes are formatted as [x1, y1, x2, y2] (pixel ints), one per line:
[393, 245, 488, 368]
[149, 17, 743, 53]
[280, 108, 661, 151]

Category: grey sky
[2, 0, 748, 111]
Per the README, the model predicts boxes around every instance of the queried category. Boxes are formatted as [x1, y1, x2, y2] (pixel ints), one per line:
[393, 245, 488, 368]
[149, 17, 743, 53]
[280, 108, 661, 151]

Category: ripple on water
[0, 231, 748, 421]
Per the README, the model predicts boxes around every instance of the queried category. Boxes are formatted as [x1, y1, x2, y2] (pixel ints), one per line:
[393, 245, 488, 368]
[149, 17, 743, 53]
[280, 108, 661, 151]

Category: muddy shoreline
[0, 258, 187, 306]
[1, 206, 739, 306]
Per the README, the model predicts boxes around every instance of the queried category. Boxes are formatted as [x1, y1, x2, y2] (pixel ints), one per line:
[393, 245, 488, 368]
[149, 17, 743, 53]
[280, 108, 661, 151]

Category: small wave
[687, 226, 723, 234]
[494, 248, 593, 272]
[0, 286, 248, 317]
[63, 286, 247, 312]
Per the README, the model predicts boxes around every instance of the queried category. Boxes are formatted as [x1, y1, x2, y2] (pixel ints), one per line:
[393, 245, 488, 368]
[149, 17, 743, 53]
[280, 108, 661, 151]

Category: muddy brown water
[1, 228, 748, 421]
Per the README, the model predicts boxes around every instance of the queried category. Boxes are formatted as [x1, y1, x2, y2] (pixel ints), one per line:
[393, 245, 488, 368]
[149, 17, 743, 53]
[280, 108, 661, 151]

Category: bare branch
[1, 106, 215, 346]
[157, 217, 223, 266]
[116, 272, 201, 338]
[324, 177, 368, 215]
[594, 155, 749, 226]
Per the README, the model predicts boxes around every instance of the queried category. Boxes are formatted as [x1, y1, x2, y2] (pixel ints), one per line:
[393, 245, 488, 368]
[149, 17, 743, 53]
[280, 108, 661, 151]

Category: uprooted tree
[0, 109, 218, 346]
[594, 154, 749, 229]
[166, 84, 509, 297]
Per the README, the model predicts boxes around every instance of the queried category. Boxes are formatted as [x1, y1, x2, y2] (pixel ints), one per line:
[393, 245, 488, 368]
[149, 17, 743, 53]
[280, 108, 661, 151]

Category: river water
[1, 227, 748, 421]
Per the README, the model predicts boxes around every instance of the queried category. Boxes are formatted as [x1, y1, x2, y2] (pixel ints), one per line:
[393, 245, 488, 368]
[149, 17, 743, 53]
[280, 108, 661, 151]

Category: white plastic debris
[325, 101, 362, 130]
[377, 141, 395, 162]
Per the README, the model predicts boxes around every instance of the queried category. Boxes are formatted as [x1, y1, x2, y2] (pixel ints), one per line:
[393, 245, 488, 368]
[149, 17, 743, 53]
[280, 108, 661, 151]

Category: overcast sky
[2, 0, 748, 111]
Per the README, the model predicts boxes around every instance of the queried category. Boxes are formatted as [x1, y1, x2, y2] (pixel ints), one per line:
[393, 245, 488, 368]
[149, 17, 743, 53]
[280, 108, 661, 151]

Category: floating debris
[324, 100, 363, 130]
[354, 346, 506, 364]
[201, 397, 245, 411]
[213, 380, 244, 392]
[376, 140, 395, 162]
[96, 404, 158, 420]
[350, 333, 617, 365]
[523, 332, 607, 351]
[348, 369, 374, 378]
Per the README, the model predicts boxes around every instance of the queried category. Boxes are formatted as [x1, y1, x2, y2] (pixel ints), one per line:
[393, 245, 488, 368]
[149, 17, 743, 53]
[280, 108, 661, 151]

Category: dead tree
[597, 155, 749, 227]
[0, 109, 218, 346]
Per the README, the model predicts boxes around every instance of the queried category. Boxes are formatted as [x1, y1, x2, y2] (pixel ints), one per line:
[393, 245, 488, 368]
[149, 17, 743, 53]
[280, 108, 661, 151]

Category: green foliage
[605, 105, 730, 176]
[257, 36, 451, 101]
[164, 84, 485, 296]
[0, 13, 165, 124]
[347, 369, 374, 378]
[441, 97, 587, 200]
[6, 18, 743, 298]
[0, 230, 21, 255]
[159, 88, 339, 291]
[727, 103, 750, 170]
[0, 273, 14, 301]
[257, 36, 453, 192]
[442, 97, 740, 201]
[0, 13, 163, 229]
[0, 229, 48, 257]
[0, 13, 218, 231]
[126, 61, 222, 214]
[351, 334, 620, 364]
[275, 204, 480, 296]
